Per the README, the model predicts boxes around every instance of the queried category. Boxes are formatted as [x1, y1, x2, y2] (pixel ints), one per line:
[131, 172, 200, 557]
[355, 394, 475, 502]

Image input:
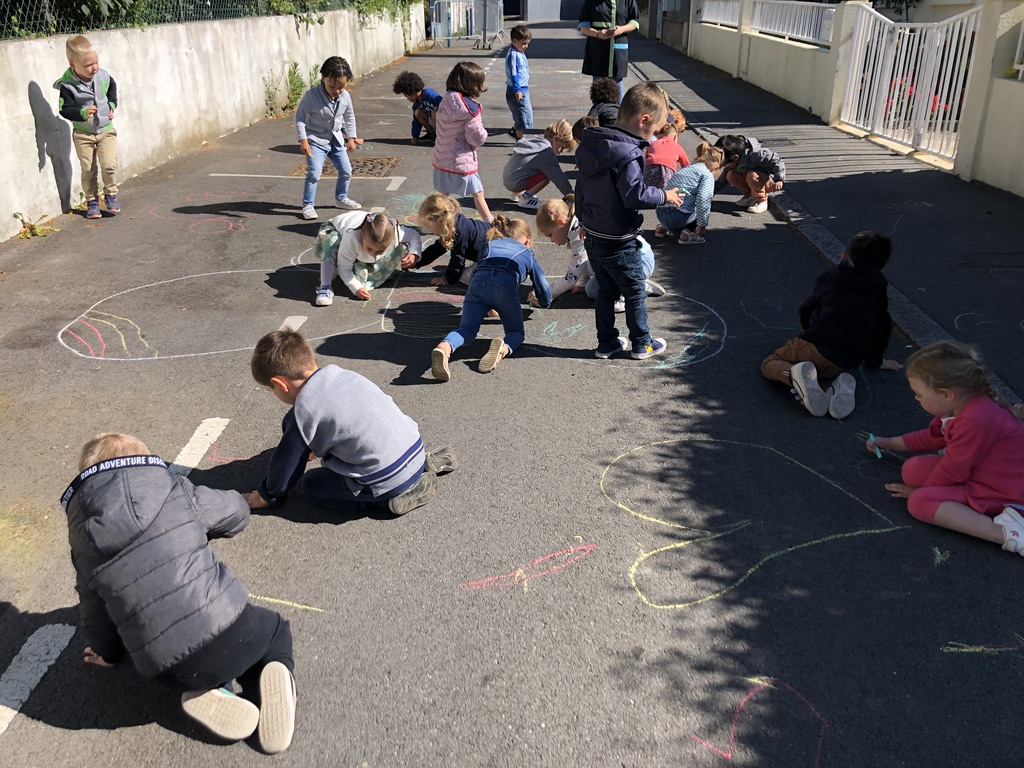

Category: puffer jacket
[433, 91, 488, 176]
[62, 456, 251, 677]
[736, 136, 786, 182]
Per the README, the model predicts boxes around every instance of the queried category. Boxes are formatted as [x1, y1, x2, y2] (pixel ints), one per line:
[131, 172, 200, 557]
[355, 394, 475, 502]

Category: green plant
[13, 213, 59, 239]
[263, 68, 283, 117]
[285, 61, 304, 111]
[352, 0, 417, 26]
[308, 63, 320, 90]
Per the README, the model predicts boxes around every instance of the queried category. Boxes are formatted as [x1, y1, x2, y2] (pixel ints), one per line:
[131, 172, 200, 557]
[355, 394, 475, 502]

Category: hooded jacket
[574, 125, 666, 240]
[62, 457, 250, 677]
[433, 92, 488, 176]
[798, 259, 891, 370]
[736, 136, 786, 182]
[54, 68, 117, 134]
[502, 137, 574, 196]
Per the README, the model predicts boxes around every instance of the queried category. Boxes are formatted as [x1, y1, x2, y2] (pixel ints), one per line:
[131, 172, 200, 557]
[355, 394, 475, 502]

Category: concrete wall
[661, 16, 689, 51]
[688, 22, 741, 76]
[523, 0, 564, 20]
[967, 78, 1024, 195]
[2, 6, 424, 243]
[742, 35, 836, 117]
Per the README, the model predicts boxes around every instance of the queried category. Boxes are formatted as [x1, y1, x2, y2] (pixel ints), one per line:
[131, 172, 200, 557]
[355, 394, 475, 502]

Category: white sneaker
[258, 662, 296, 754]
[613, 298, 626, 313]
[336, 197, 361, 210]
[736, 196, 754, 207]
[994, 507, 1024, 555]
[181, 688, 259, 742]
[301, 204, 318, 220]
[747, 200, 769, 214]
[789, 362, 828, 417]
[645, 279, 666, 297]
[315, 287, 334, 306]
[827, 372, 857, 419]
[517, 193, 541, 210]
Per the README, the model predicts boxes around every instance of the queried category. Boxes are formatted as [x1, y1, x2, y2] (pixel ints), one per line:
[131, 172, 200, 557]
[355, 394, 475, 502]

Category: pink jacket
[433, 92, 487, 176]
[902, 395, 1024, 511]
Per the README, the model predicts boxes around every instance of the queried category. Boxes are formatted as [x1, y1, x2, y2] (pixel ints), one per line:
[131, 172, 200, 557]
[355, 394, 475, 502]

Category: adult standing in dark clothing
[578, 0, 640, 102]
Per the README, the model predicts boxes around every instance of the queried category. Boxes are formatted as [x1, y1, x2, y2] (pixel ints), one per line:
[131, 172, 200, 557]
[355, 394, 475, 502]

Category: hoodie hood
[834, 259, 887, 292]
[510, 136, 552, 161]
[576, 126, 648, 176]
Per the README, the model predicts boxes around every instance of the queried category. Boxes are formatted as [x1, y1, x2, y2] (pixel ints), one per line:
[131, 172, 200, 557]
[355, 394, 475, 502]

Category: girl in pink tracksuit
[868, 340, 1024, 557]
[432, 61, 493, 224]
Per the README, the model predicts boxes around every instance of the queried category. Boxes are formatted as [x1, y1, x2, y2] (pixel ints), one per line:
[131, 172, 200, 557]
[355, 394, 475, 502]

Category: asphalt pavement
[0, 22, 1019, 767]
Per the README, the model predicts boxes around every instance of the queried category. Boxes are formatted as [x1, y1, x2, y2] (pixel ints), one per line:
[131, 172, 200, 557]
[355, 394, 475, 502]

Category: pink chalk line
[459, 544, 596, 591]
[691, 677, 829, 767]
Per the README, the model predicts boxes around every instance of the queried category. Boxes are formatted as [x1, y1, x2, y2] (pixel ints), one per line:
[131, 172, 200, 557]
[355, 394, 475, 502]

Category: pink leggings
[902, 455, 999, 524]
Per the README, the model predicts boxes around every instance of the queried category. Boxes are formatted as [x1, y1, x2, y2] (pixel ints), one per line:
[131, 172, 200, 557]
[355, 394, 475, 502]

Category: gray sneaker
[790, 362, 829, 417]
[827, 372, 857, 419]
[388, 472, 437, 515]
[425, 446, 458, 475]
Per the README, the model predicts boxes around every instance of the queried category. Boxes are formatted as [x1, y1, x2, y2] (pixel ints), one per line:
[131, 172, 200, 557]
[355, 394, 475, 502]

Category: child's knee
[906, 491, 938, 524]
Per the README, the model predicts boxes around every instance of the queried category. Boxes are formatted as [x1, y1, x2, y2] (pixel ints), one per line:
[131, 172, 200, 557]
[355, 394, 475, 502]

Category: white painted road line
[169, 418, 230, 477]
[0, 623, 76, 736]
[280, 316, 307, 331]
[207, 173, 406, 191]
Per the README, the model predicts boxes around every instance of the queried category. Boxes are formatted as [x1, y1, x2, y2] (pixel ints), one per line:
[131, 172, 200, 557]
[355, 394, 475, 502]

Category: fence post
[954, 0, 1024, 180]
[826, 1, 870, 125]
[736, 0, 754, 78]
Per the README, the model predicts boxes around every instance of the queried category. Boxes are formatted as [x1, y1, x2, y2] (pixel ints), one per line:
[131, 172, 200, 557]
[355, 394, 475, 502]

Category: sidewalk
[624, 33, 1024, 400]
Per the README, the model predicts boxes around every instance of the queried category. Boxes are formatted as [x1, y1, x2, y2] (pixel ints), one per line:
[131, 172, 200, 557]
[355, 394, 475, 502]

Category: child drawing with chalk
[313, 210, 422, 305]
[867, 340, 1024, 557]
[295, 56, 361, 221]
[761, 231, 902, 419]
[430, 214, 551, 381]
[410, 193, 491, 286]
[62, 433, 297, 753]
[244, 330, 457, 515]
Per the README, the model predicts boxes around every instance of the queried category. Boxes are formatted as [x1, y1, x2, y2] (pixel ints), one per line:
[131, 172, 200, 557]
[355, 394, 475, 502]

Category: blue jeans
[444, 271, 525, 353]
[585, 235, 651, 350]
[656, 206, 698, 231]
[505, 88, 534, 132]
[303, 141, 351, 207]
[301, 465, 422, 511]
[585, 239, 654, 299]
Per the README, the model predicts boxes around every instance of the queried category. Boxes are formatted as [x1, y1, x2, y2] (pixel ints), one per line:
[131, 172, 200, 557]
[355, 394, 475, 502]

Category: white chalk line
[280, 316, 307, 331]
[208, 173, 406, 191]
[169, 418, 230, 477]
[0, 624, 76, 737]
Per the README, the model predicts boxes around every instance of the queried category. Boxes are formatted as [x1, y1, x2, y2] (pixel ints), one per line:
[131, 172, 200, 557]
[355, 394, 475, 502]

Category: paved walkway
[623, 32, 1024, 399]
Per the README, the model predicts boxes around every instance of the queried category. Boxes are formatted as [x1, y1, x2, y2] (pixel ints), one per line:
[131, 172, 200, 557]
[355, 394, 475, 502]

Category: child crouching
[62, 433, 296, 753]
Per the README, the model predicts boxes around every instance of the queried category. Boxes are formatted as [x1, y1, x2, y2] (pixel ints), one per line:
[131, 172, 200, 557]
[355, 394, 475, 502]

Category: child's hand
[84, 647, 114, 668]
[400, 253, 418, 269]
[86, 105, 97, 119]
[884, 482, 916, 499]
[663, 188, 684, 208]
[516, 92, 524, 101]
[355, 287, 372, 300]
[299, 139, 312, 157]
[346, 138, 357, 152]
[879, 359, 904, 371]
[570, 285, 587, 294]
[430, 276, 446, 286]
[528, 291, 541, 308]
[108, 107, 115, 120]
[243, 491, 270, 509]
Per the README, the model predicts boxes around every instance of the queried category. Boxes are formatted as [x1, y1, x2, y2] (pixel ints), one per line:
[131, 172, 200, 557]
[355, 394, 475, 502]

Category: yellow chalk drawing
[250, 594, 324, 613]
[602, 436, 906, 610]
[90, 310, 158, 358]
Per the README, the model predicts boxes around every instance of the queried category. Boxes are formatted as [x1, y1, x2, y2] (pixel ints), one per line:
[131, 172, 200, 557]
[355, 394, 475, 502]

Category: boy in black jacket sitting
[760, 231, 903, 419]
[62, 433, 296, 752]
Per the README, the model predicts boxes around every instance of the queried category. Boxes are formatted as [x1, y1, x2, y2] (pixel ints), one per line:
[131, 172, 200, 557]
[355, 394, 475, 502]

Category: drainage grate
[291, 156, 402, 178]
[759, 138, 796, 147]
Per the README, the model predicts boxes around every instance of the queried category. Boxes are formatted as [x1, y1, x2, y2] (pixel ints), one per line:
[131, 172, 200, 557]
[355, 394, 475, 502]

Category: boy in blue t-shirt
[505, 25, 533, 140]
[392, 71, 442, 146]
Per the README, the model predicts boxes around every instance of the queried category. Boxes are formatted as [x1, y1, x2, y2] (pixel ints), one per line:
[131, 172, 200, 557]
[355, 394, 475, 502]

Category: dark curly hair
[590, 77, 620, 106]
[392, 71, 425, 96]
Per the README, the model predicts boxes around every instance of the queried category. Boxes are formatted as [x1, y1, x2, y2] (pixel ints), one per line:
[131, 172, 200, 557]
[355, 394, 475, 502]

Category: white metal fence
[841, 4, 981, 160]
[698, 0, 740, 27]
[751, 0, 835, 47]
[430, 0, 505, 49]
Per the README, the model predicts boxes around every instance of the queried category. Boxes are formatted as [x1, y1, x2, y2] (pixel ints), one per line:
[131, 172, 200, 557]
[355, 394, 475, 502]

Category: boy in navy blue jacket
[575, 82, 683, 360]
[392, 71, 442, 146]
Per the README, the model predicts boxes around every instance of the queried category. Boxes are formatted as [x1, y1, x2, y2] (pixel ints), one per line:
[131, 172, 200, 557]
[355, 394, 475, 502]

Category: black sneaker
[594, 336, 628, 359]
[388, 472, 437, 515]
[425, 447, 458, 475]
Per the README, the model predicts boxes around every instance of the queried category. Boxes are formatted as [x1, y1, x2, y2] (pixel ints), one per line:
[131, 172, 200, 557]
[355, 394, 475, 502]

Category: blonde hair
[66, 35, 95, 63]
[79, 433, 150, 472]
[906, 340, 1011, 411]
[487, 214, 532, 243]
[251, 329, 317, 386]
[619, 82, 669, 125]
[536, 194, 575, 234]
[694, 141, 725, 170]
[655, 121, 678, 139]
[544, 119, 577, 151]
[668, 108, 686, 132]
[418, 193, 460, 249]
[359, 212, 398, 252]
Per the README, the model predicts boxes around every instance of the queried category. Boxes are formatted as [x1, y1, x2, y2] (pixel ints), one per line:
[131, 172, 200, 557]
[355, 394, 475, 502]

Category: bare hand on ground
[356, 287, 372, 300]
[84, 647, 114, 668]
[885, 482, 916, 499]
[243, 491, 270, 509]
[879, 359, 904, 371]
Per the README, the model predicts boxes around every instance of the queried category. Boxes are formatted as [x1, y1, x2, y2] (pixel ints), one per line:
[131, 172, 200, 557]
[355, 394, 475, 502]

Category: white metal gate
[841, 5, 981, 160]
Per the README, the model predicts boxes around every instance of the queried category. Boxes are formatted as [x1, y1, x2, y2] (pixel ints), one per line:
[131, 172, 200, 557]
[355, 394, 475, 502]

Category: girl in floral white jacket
[432, 61, 493, 224]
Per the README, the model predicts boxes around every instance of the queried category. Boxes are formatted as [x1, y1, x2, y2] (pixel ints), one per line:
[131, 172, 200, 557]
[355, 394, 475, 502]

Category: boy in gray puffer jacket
[62, 433, 296, 753]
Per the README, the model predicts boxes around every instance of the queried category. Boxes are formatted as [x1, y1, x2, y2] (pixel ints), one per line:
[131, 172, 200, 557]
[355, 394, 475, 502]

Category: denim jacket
[474, 237, 552, 308]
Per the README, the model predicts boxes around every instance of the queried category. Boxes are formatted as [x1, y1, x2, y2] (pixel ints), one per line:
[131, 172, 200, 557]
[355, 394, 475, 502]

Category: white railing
[1015, 20, 1024, 81]
[841, 5, 981, 160]
[699, 0, 740, 28]
[751, 0, 835, 47]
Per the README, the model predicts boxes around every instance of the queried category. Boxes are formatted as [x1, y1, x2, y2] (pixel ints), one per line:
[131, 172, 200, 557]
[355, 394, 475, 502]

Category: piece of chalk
[869, 433, 882, 459]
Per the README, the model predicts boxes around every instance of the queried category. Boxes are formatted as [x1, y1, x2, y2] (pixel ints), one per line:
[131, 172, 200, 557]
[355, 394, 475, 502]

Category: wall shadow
[27, 81, 73, 213]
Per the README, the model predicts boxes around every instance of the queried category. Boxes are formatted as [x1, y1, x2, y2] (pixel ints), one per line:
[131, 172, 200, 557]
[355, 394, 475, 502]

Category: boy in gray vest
[54, 35, 120, 220]
[243, 329, 456, 514]
[63, 433, 297, 752]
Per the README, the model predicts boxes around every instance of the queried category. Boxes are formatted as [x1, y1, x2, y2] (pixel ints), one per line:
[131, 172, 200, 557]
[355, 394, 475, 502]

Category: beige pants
[761, 336, 846, 390]
[73, 129, 118, 201]
[726, 169, 780, 203]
